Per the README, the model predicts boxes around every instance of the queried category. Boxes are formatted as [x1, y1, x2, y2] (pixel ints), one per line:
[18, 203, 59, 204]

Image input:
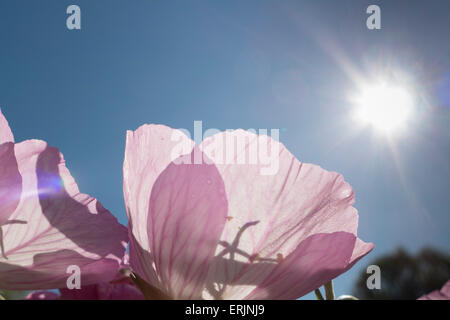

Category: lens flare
[353, 83, 414, 134]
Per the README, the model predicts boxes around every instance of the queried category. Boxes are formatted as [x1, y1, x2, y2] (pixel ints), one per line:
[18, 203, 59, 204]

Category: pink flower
[58, 282, 144, 300]
[26, 259, 144, 300]
[418, 280, 450, 300]
[26, 291, 60, 300]
[0, 109, 128, 290]
[27, 282, 143, 300]
[124, 124, 373, 299]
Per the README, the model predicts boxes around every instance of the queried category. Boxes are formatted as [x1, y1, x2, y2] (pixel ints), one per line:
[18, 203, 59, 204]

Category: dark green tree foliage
[353, 247, 450, 300]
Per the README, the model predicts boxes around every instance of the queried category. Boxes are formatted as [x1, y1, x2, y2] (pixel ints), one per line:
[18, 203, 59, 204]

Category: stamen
[277, 253, 284, 263]
[249, 253, 260, 263]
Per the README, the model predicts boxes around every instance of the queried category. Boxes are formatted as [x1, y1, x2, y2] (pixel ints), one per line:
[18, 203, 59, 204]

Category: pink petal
[0, 110, 21, 227]
[59, 283, 99, 300]
[0, 140, 128, 290]
[26, 290, 60, 300]
[0, 109, 14, 144]
[441, 280, 450, 297]
[0, 142, 21, 227]
[418, 280, 450, 300]
[243, 232, 365, 299]
[107, 283, 144, 300]
[124, 125, 195, 288]
[348, 237, 375, 268]
[59, 282, 144, 300]
[200, 130, 373, 299]
[58, 267, 144, 300]
[124, 124, 211, 298]
[146, 149, 228, 299]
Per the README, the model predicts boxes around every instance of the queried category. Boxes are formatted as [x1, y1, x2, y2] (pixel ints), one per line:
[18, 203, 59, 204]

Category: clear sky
[1, 0, 449, 298]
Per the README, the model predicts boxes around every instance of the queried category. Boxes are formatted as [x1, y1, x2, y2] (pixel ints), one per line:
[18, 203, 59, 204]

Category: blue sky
[1, 0, 449, 298]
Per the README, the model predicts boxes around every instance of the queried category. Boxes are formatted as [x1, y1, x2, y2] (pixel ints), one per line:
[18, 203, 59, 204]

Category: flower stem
[314, 288, 324, 300]
[324, 281, 335, 300]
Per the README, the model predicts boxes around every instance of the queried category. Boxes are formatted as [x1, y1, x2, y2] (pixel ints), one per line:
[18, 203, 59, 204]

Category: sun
[352, 83, 414, 134]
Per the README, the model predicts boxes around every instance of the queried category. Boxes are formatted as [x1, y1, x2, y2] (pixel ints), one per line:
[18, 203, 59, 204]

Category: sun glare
[353, 83, 414, 134]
